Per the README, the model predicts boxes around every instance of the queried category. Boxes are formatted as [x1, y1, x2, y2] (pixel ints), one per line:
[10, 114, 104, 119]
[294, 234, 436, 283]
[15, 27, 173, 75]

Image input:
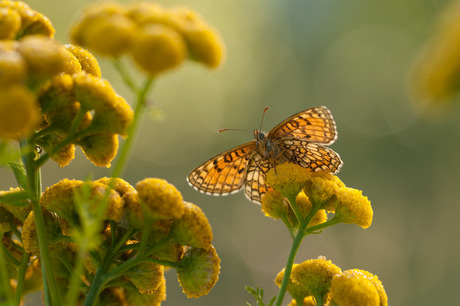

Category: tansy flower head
[72, 72, 134, 137]
[275, 264, 310, 303]
[261, 189, 291, 220]
[40, 179, 124, 224]
[0, 7, 21, 39]
[0, 48, 26, 85]
[166, 6, 225, 68]
[335, 187, 373, 229]
[35, 133, 76, 167]
[135, 178, 184, 220]
[123, 278, 166, 305]
[176, 246, 220, 298]
[70, 2, 135, 57]
[170, 202, 213, 250]
[130, 23, 186, 75]
[330, 270, 382, 306]
[40, 179, 83, 222]
[63, 44, 101, 77]
[412, 1, 460, 105]
[77, 133, 119, 168]
[341, 269, 388, 306]
[291, 256, 342, 303]
[17, 35, 66, 78]
[0, 187, 31, 221]
[0, 1, 55, 38]
[22, 209, 62, 255]
[287, 296, 316, 306]
[0, 84, 40, 140]
[295, 192, 327, 228]
[95, 177, 135, 198]
[266, 163, 312, 199]
[60, 47, 82, 75]
[126, 262, 164, 294]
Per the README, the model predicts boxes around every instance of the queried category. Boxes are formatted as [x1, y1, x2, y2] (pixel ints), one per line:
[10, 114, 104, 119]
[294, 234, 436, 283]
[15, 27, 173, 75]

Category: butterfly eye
[258, 132, 265, 140]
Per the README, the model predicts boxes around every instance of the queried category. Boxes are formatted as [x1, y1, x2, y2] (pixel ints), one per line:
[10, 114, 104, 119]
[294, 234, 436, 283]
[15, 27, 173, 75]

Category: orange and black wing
[268, 106, 338, 145]
[187, 141, 256, 195]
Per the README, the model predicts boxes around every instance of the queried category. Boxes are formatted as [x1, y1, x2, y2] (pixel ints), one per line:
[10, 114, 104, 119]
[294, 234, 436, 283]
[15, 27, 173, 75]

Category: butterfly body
[187, 106, 342, 204]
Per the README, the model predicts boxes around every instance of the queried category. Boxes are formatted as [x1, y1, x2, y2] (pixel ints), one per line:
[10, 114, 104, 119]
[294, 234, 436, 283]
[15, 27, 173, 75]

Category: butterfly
[187, 106, 342, 204]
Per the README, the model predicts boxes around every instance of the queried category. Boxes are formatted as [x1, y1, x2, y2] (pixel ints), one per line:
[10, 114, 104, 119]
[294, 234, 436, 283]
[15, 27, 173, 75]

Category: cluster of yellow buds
[262, 163, 373, 230]
[71, 1, 225, 75]
[0, 1, 134, 168]
[4, 177, 220, 303]
[412, 1, 460, 106]
[275, 256, 388, 306]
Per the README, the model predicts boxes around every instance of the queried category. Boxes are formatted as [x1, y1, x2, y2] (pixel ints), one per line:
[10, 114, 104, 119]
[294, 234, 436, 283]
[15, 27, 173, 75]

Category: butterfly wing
[187, 141, 256, 195]
[244, 154, 274, 204]
[268, 106, 338, 145]
[281, 139, 342, 173]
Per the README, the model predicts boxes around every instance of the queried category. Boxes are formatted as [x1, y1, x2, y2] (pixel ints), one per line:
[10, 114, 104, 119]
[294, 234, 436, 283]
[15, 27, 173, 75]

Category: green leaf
[0, 190, 30, 206]
[8, 162, 28, 190]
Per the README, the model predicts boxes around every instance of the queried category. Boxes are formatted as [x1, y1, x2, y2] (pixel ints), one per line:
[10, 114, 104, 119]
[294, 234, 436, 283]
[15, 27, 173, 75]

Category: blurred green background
[3, 0, 460, 305]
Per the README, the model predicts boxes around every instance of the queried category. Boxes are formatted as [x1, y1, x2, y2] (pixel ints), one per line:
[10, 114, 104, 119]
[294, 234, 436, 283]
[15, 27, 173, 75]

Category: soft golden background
[4, 0, 460, 305]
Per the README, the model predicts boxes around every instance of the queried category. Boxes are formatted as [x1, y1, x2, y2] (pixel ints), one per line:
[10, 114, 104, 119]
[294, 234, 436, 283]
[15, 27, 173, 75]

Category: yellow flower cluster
[412, 1, 460, 105]
[0, 1, 133, 169]
[71, 1, 225, 75]
[276, 256, 388, 306]
[9, 176, 220, 301]
[263, 163, 373, 229]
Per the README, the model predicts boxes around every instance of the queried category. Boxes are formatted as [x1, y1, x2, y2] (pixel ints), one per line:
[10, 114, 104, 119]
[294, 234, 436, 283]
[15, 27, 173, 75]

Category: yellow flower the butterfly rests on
[187, 106, 342, 203]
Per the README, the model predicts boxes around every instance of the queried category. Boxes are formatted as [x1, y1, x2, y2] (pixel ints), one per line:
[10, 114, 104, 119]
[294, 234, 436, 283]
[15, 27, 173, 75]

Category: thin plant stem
[21, 140, 62, 305]
[14, 252, 30, 306]
[274, 198, 322, 306]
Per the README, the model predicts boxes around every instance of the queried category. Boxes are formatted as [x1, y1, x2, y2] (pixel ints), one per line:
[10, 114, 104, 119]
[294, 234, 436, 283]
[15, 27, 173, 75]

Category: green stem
[305, 216, 341, 234]
[14, 252, 30, 306]
[83, 228, 136, 306]
[0, 240, 14, 305]
[274, 198, 322, 306]
[110, 76, 154, 179]
[21, 141, 62, 305]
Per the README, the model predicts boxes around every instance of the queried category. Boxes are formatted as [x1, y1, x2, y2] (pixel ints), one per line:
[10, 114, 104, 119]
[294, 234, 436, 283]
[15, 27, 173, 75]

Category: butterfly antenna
[259, 107, 269, 132]
[218, 128, 251, 133]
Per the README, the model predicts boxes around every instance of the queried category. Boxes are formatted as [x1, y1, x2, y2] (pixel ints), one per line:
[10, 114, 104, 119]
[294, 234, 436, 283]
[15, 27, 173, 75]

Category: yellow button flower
[291, 257, 342, 303]
[0, 7, 21, 39]
[343, 269, 388, 306]
[135, 178, 185, 220]
[131, 23, 186, 75]
[295, 191, 327, 227]
[330, 270, 381, 306]
[335, 187, 373, 229]
[72, 72, 134, 137]
[70, 2, 134, 57]
[64, 44, 101, 77]
[176, 246, 220, 298]
[171, 202, 213, 250]
[0, 49, 26, 85]
[21, 210, 62, 255]
[17, 35, 66, 77]
[275, 264, 310, 303]
[266, 163, 312, 199]
[0, 187, 31, 221]
[35, 133, 76, 167]
[0, 85, 40, 140]
[166, 6, 225, 68]
[77, 133, 119, 168]
[40, 179, 124, 223]
[412, 1, 460, 104]
[126, 262, 164, 294]
[261, 189, 290, 220]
